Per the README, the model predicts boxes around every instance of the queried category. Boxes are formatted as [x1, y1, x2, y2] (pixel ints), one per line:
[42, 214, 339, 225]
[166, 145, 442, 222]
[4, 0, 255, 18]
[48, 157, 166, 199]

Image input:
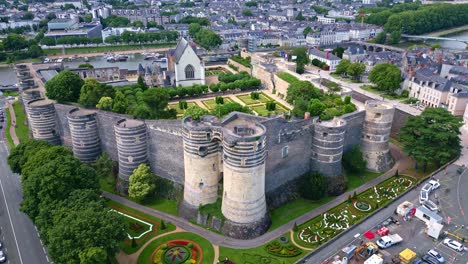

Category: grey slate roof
[173, 37, 189, 64]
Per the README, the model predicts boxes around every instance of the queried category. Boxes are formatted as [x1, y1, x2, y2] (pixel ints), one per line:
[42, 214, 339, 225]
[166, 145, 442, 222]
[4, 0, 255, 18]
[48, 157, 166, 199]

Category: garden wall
[273, 74, 289, 96]
[252, 64, 274, 91]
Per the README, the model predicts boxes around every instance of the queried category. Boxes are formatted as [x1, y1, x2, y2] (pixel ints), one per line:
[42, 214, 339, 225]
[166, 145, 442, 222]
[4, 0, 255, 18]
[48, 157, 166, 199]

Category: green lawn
[219, 235, 309, 264]
[140, 197, 179, 216]
[251, 104, 288, 117]
[330, 73, 362, 83]
[168, 102, 197, 116]
[268, 197, 334, 231]
[236, 93, 271, 105]
[345, 170, 382, 191]
[360, 85, 408, 100]
[107, 200, 176, 255]
[12, 101, 29, 143]
[137, 232, 215, 264]
[277, 72, 299, 84]
[202, 97, 233, 110]
[43, 43, 176, 56]
[4, 107, 13, 148]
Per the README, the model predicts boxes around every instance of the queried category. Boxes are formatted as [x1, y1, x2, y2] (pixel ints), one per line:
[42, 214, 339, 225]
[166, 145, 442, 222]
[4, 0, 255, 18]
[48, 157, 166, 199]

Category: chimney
[304, 112, 310, 120]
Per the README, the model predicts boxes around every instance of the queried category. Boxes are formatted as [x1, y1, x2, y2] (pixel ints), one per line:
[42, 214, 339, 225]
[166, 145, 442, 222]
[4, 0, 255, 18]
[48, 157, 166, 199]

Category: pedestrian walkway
[104, 144, 414, 250]
[7, 101, 19, 146]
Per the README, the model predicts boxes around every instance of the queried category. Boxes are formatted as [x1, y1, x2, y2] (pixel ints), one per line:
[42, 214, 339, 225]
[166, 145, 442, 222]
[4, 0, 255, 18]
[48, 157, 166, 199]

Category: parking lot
[304, 164, 467, 264]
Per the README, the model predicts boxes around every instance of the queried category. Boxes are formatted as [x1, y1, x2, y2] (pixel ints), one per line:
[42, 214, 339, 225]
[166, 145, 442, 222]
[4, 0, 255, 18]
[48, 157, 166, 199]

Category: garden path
[289, 231, 313, 251]
[116, 227, 183, 264]
[212, 245, 219, 264]
[7, 101, 19, 146]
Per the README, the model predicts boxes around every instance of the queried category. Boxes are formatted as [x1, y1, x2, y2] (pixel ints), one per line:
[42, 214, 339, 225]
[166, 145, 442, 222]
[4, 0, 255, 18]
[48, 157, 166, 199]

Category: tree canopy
[129, 164, 156, 202]
[45, 70, 84, 102]
[400, 108, 462, 171]
[368, 63, 402, 94]
[286, 81, 322, 105]
[299, 172, 328, 200]
[79, 78, 115, 107]
[342, 145, 367, 173]
[183, 105, 209, 120]
[291, 47, 310, 74]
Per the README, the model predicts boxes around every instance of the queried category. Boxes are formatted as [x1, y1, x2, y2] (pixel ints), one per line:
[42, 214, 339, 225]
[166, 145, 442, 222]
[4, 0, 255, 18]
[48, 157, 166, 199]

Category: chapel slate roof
[173, 37, 189, 64]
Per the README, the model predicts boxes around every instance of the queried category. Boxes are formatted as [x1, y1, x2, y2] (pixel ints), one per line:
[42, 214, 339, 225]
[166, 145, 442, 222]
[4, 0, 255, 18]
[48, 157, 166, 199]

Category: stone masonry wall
[227, 59, 251, 74]
[273, 74, 290, 96]
[252, 64, 274, 91]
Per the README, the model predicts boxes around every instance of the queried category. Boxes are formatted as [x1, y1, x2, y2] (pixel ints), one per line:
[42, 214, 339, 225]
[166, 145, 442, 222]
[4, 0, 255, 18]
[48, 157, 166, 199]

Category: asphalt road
[0, 99, 50, 264]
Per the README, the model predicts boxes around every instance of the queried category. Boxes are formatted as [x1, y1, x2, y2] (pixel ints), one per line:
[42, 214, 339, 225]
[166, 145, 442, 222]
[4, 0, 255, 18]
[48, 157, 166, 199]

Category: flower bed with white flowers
[294, 175, 416, 248]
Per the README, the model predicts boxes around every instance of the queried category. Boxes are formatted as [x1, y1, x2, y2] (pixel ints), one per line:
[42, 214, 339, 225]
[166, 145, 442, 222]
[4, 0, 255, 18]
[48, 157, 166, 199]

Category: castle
[17, 64, 397, 239]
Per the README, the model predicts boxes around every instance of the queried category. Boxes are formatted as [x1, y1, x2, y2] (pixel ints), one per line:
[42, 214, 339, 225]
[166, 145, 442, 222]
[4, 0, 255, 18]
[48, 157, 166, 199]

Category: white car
[422, 183, 433, 193]
[428, 249, 445, 263]
[423, 200, 439, 212]
[443, 238, 464, 252]
[428, 180, 441, 190]
[419, 190, 429, 204]
[0, 250, 5, 263]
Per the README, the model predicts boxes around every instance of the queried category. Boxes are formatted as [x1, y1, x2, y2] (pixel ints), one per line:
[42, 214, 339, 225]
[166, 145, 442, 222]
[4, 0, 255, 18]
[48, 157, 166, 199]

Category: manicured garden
[276, 72, 299, 84]
[137, 232, 215, 264]
[236, 93, 271, 105]
[293, 175, 416, 249]
[108, 200, 176, 254]
[168, 102, 197, 118]
[235, 92, 290, 117]
[219, 235, 307, 264]
[202, 97, 234, 110]
[205, 68, 227, 76]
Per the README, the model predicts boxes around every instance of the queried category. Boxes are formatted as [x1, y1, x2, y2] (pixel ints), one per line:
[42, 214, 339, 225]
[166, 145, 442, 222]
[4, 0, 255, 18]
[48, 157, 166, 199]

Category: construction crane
[359, 13, 365, 27]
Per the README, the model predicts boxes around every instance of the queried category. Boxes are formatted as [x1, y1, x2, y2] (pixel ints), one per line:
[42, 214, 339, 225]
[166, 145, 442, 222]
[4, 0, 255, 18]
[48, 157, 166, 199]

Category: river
[425, 30, 468, 50]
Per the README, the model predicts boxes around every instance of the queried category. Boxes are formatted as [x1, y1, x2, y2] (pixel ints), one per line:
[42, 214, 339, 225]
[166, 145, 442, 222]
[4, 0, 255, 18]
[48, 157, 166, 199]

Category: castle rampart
[27, 99, 61, 145]
[67, 108, 101, 163]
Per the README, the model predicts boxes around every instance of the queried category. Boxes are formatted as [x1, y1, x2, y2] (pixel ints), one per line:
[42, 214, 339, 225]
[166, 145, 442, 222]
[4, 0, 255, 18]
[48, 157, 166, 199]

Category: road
[0, 98, 50, 264]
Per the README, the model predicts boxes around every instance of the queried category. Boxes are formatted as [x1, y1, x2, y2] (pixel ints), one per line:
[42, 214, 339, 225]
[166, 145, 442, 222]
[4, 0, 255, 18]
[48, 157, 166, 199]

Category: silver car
[428, 249, 444, 263]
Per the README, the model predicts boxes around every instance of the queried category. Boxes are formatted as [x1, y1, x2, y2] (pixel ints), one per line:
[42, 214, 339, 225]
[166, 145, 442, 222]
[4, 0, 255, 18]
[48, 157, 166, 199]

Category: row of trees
[7, 140, 126, 263]
[105, 30, 179, 44]
[41, 36, 102, 46]
[188, 23, 222, 50]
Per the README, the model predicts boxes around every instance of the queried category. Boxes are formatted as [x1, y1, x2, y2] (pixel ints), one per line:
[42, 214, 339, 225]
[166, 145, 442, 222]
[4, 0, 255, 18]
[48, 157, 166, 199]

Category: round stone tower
[27, 99, 60, 145]
[114, 119, 148, 193]
[21, 89, 42, 110]
[180, 116, 221, 219]
[67, 108, 101, 163]
[311, 117, 347, 177]
[221, 119, 270, 239]
[361, 100, 395, 172]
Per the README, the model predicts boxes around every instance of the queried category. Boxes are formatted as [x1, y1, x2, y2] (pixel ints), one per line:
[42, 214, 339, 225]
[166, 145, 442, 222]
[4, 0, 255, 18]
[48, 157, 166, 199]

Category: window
[185, 64, 195, 79]
[282, 146, 289, 158]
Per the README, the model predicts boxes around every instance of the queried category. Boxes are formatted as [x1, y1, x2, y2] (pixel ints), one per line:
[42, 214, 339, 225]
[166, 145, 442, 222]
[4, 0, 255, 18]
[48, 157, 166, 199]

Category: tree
[112, 90, 128, 114]
[303, 26, 313, 37]
[129, 164, 156, 202]
[78, 63, 94, 69]
[40, 36, 56, 46]
[183, 106, 208, 120]
[211, 102, 252, 118]
[242, 9, 253, 16]
[332, 47, 345, 59]
[375, 31, 387, 44]
[20, 146, 99, 220]
[342, 145, 367, 173]
[188, 23, 202, 37]
[22, 11, 34, 20]
[389, 30, 401, 45]
[143, 88, 170, 117]
[3, 33, 28, 51]
[194, 29, 222, 50]
[308, 99, 326, 117]
[79, 247, 108, 264]
[7, 139, 52, 174]
[79, 78, 115, 107]
[291, 47, 310, 74]
[92, 152, 114, 179]
[137, 75, 148, 90]
[368, 63, 402, 94]
[292, 99, 309, 118]
[96, 97, 113, 111]
[299, 172, 328, 200]
[346, 62, 366, 81]
[296, 11, 305, 21]
[286, 81, 322, 105]
[28, 44, 43, 58]
[335, 59, 351, 75]
[160, 219, 166, 230]
[400, 108, 462, 171]
[45, 70, 84, 102]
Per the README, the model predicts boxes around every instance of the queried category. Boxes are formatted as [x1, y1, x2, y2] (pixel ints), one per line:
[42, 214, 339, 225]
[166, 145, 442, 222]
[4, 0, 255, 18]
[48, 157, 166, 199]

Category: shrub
[401, 90, 409, 97]
[342, 145, 367, 174]
[179, 100, 188, 110]
[344, 95, 351, 104]
[293, 222, 298, 232]
[209, 84, 219, 93]
[266, 101, 276, 111]
[299, 171, 328, 200]
[160, 219, 166, 230]
[250, 92, 260, 100]
[215, 96, 224, 104]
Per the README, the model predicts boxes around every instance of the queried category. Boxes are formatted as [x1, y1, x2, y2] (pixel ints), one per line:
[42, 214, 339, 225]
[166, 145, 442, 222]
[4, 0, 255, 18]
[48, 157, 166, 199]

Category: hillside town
[0, 0, 467, 264]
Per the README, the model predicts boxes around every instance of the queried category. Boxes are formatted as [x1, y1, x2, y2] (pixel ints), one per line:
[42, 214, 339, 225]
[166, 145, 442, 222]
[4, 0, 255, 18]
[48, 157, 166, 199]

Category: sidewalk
[104, 145, 411, 250]
[7, 101, 19, 146]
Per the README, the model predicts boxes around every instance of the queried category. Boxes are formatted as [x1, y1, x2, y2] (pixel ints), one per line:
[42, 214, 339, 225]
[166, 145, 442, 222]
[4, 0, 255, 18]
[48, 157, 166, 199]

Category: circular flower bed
[151, 240, 202, 264]
[354, 201, 371, 212]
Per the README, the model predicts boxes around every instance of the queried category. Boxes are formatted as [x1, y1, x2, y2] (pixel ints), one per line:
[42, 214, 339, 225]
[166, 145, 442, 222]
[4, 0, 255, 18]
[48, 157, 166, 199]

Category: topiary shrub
[215, 96, 224, 104]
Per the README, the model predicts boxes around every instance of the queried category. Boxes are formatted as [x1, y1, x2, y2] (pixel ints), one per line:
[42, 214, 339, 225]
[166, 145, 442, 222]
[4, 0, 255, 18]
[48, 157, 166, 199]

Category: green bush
[343, 145, 367, 174]
[299, 172, 328, 200]
[179, 100, 188, 110]
[266, 101, 276, 111]
[401, 90, 409, 97]
[250, 92, 260, 100]
[215, 96, 224, 104]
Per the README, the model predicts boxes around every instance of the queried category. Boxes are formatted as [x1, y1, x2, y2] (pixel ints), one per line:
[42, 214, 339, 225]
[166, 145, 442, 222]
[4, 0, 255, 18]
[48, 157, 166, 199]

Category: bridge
[402, 34, 468, 45]
[349, 41, 405, 53]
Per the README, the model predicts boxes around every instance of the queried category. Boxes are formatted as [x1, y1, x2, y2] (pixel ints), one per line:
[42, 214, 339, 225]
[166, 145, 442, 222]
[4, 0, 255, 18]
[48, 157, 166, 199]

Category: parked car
[419, 190, 429, 204]
[0, 250, 6, 263]
[443, 238, 464, 252]
[423, 200, 439, 212]
[428, 180, 440, 190]
[422, 183, 432, 193]
[421, 254, 440, 264]
[427, 249, 444, 263]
